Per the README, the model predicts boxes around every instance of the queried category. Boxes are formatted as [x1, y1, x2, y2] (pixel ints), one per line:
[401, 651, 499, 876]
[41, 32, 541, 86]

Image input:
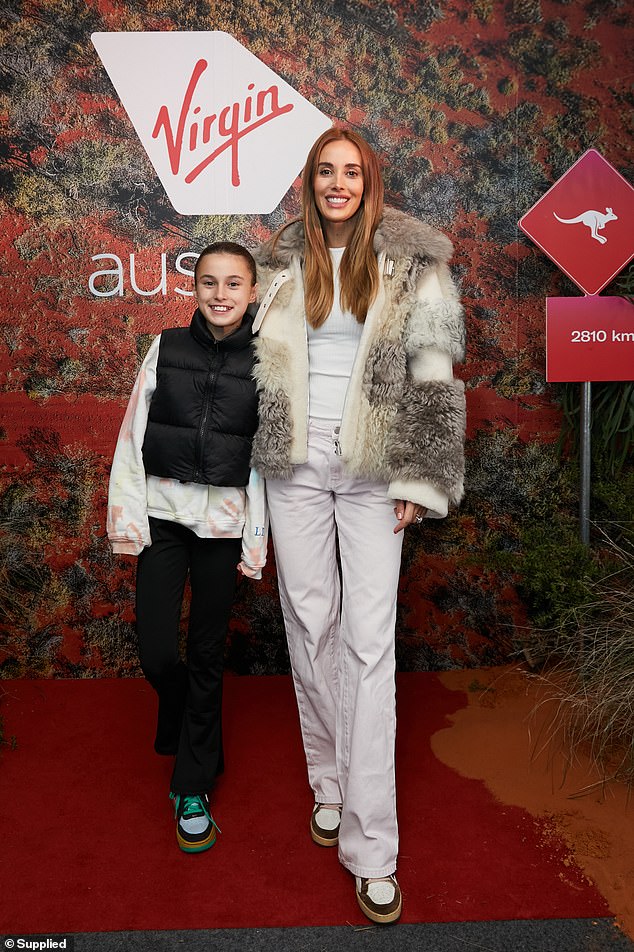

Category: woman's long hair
[300, 128, 384, 327]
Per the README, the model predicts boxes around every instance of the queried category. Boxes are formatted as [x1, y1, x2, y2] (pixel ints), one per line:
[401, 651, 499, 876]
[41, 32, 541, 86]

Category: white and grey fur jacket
[251, 206, 466, 519]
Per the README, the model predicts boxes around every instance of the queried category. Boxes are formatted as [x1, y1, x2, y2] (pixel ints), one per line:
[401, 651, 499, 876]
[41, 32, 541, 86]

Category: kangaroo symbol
[553, 207, 618, 244]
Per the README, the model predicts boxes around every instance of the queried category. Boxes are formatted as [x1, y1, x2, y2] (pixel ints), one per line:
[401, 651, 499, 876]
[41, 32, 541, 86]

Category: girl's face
[312, 139, 365, 235]
[194, 253, 257, 338]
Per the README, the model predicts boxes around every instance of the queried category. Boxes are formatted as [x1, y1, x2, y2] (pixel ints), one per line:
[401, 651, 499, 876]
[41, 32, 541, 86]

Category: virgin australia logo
[91, 31, 331, 215]
[153, 59, 293, 188]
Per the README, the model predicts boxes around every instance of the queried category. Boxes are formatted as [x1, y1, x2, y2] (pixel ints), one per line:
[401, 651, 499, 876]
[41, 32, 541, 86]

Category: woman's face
[312, 139, 365, 228]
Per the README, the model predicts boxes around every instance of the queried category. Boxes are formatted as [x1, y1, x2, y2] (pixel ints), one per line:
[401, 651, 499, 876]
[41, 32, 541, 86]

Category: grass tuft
[536, 527, 634, 787]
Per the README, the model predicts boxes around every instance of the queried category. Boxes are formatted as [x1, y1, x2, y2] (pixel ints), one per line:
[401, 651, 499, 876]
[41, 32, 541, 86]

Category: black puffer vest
[142, 308, 258, 487]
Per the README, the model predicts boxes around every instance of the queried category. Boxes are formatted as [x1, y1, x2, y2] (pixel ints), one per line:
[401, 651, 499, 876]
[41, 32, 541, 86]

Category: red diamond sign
[519, 149, 634, 295]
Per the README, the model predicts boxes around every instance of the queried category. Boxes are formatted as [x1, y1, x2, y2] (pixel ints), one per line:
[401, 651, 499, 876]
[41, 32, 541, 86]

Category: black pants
[136, 517, 241, 794]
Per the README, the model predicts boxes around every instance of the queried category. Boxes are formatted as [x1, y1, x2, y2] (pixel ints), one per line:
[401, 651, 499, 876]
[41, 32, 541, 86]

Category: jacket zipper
[193, 345, 221, 481]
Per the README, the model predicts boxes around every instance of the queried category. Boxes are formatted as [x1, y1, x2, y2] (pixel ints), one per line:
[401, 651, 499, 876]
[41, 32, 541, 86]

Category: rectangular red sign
[546, 296, 634, 382]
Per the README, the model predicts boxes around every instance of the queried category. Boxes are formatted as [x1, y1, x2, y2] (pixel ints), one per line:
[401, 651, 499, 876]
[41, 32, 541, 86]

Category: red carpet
[1, 673, 611, 933]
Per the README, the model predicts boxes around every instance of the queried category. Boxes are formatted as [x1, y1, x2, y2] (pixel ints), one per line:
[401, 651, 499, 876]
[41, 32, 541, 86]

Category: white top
[107, 336, 268, 577]
[307, 247, 364, 422]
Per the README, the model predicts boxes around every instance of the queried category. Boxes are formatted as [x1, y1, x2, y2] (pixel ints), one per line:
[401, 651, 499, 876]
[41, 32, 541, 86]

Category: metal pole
[579, 380, 592, 545]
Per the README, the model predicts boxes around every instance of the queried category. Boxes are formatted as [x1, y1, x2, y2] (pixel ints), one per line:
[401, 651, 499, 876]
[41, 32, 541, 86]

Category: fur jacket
[251, 206, 466, 518]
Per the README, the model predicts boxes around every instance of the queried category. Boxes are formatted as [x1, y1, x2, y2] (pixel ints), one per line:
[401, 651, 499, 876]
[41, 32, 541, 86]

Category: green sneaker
[169, 792, 220, 853]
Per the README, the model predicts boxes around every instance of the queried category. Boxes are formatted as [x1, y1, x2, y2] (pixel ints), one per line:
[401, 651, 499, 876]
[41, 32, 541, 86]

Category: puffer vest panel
[142, 312, 258, 487]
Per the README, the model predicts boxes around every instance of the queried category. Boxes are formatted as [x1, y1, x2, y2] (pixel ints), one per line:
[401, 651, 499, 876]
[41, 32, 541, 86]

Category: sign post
[545, 294, 634, 544]
[519, 149, 634, 544]
[580, 383, 592, 545]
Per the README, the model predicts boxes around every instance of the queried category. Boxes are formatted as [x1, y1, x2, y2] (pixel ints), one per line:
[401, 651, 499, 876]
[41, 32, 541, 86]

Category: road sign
[519, 149, 634, 295]
[546, 296, 634, 381]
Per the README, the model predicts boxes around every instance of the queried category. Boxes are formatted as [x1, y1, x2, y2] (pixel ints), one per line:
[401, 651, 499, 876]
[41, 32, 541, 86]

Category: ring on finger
[415, 513, 424, 524]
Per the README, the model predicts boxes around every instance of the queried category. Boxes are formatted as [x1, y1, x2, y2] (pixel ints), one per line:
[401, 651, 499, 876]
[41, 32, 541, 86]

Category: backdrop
[1, 0, 632, 678]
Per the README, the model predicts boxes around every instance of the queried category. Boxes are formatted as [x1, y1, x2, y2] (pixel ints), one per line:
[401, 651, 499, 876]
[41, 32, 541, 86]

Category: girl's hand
[393, 500, 427, 533]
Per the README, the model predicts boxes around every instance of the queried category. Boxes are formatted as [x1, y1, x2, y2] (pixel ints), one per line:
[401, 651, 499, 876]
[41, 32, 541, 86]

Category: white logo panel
[91, 31, 332, 215]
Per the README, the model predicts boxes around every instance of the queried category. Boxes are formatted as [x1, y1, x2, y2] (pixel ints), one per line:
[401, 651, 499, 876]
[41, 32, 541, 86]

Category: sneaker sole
[310, 825, 339, 847]
[176, 827, 217, 853]
[356, 891, 402, 925]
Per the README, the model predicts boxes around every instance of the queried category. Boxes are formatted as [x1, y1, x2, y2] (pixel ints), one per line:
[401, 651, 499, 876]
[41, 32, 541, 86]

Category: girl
[251, 129, 465, 921]
[107, 241, 267, 853]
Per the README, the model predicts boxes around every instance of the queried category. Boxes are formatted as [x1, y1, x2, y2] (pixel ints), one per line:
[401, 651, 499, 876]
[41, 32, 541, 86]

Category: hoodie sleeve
[238, 468, 269, 579]
[106, 338, 160, 555]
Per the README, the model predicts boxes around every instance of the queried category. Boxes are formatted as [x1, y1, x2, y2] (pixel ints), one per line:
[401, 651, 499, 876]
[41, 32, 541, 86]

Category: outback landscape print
[1, 0, 632, 678]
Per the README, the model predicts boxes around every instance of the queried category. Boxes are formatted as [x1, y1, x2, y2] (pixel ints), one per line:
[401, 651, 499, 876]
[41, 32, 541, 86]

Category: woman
[252, 128, 465, 923]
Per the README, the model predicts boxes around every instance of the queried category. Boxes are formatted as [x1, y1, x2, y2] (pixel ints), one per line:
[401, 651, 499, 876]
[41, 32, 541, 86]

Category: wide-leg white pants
[266, 421, 404, 877]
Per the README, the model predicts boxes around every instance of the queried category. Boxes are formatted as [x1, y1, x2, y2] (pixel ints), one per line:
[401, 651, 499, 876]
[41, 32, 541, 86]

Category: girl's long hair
[299, 128, 384, 327]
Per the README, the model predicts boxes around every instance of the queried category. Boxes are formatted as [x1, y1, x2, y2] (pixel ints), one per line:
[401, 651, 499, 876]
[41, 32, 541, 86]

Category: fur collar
[256, 206, 453, 269]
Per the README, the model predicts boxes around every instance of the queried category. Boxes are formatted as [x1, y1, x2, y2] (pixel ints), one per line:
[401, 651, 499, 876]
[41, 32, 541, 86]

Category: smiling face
[312, 138, 365, 246]
[194, 252, 257, 338]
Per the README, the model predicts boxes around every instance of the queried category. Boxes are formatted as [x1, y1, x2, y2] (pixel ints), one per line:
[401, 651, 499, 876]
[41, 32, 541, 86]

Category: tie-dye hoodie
[107, 336, 268, 579]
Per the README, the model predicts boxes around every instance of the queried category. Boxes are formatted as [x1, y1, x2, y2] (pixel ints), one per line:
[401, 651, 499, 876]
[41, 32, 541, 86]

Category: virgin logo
[92, 31, 331, 215]
[152, 58, 293, 188]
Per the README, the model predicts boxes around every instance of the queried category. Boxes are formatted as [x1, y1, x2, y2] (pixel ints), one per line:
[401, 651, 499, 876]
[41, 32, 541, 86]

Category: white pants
[266, 421, 403, 878]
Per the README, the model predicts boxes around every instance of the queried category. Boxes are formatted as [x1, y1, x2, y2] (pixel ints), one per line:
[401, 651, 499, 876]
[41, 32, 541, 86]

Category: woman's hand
[393, 500, 428, 533]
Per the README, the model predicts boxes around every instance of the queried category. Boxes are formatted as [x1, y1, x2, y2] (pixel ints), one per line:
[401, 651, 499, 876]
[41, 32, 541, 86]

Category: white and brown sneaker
[356, 874, 402, 924]
[310, 803, 342, 847]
